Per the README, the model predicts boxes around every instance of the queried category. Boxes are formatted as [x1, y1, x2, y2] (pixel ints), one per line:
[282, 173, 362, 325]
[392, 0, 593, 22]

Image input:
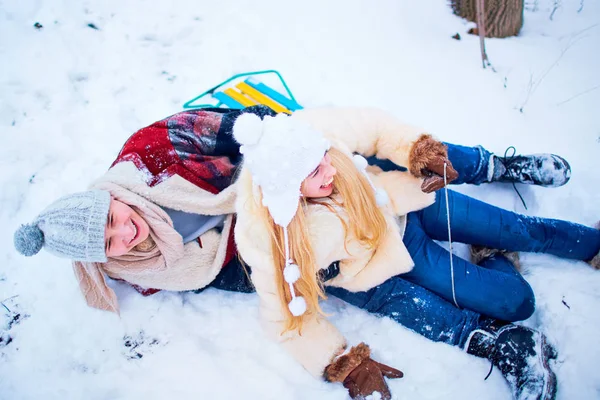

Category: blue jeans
[402, 190, 600, 318]
[365, 142, 491, 184]
[328, 191, 600, 347]
[326, 279, 487, 348]
[229, 143, 598, 349]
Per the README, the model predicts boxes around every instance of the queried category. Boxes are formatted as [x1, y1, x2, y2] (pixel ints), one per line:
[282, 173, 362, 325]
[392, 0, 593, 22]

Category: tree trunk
[450, 0, 524, 38]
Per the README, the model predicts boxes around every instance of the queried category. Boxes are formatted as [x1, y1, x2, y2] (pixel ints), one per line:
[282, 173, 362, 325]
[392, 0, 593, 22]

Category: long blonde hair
[255, 147, 387, 332]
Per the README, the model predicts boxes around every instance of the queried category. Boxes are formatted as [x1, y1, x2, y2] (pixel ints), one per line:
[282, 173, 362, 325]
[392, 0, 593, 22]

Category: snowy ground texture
[1, 1, 600, 399]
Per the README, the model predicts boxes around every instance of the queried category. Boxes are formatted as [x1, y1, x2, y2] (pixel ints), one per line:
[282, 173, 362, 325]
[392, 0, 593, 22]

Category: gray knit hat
[14, 190, 111, 262]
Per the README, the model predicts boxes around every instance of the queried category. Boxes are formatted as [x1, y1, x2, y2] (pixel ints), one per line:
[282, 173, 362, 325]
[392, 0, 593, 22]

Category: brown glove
[324, 343, 403, 400]
[409, 134, 459, 193]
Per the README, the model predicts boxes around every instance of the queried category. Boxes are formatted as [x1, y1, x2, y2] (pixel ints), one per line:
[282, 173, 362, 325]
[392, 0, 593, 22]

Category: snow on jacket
[234, 107, 436, 378]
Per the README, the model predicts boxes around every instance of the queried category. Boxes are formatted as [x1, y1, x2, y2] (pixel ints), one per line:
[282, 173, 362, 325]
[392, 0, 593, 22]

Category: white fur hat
[233, 112, 331, 317]
[233, 113, 330, 227]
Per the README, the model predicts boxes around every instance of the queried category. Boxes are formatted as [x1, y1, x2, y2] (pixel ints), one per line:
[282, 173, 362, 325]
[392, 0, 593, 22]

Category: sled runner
[183, 69, 303, 113]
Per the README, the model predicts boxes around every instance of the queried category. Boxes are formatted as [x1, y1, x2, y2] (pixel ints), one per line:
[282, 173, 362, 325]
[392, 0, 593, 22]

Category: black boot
[465, 322, 558, 400]
[491, 147, 571, 187]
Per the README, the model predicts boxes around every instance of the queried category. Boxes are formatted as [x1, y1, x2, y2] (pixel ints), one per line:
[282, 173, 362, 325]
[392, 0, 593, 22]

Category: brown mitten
[324, 343, 403, 400]
[409, 134, 459, 193]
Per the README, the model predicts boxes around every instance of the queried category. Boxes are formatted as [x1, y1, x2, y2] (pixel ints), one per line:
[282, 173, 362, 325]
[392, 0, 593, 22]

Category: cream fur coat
[234, 107, 436, 378]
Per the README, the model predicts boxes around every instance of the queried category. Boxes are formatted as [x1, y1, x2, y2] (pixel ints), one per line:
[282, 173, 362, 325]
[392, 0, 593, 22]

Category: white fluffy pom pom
[232, 113, 264, 146]
[283, 263, 301, 283]
[375, 189, 389, 206]
[288, 296, 307, 316]
[352, 154, 368, 171]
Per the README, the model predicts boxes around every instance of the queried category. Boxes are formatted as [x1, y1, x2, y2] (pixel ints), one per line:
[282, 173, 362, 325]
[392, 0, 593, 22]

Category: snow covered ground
[1, 0, 599, 398]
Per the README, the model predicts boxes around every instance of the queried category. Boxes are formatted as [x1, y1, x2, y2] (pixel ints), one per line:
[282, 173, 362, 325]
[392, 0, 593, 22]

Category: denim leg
[364, 156, 408, 172]
[195, 257, 255, 294]
[326, 277, 485, 348]
[402, 212, 536, 321]
[420, 190, 600, 261]
[479, 253, 522, 277]
[364, 143, 492, 184]
[444, 143, 492, 185]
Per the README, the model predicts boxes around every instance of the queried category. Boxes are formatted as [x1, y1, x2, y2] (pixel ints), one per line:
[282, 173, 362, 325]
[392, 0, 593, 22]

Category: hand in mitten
[324, 343, 403, 400]
[409, 134, 459, 193]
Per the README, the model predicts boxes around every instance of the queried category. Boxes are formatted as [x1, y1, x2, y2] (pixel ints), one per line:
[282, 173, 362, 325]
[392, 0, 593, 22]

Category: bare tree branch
[519, 36, 579, 112]
[519, 74, 535, 113]
[566, 22, 599, 39]
[476, 0, 490, 68]
[550, 0, 561, 21]
[525, 0, 539, 12]
[556, 85, 600, 106]
[1, 295, 19, 313]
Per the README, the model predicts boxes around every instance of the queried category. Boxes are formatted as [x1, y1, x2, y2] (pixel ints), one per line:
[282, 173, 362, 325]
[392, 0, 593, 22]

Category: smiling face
[104, 198, 150, 258]
[301, 152, 337, 198]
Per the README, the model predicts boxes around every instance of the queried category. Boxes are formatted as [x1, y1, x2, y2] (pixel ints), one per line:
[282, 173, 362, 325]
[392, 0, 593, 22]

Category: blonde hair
[133, 236, 156, 252]
[255, 147, 387, 332]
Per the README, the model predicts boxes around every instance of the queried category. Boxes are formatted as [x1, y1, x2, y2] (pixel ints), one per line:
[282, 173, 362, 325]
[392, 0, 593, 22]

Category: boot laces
[484, 341, 498, 380]
[498, 146, 528, 210]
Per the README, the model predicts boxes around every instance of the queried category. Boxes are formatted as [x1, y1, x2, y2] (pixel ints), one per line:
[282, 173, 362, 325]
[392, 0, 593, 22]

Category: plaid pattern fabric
[112, 105, 276, 193]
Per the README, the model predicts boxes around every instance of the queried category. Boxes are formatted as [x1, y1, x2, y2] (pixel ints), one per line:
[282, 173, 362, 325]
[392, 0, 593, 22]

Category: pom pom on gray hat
[14, 223, 45, 256]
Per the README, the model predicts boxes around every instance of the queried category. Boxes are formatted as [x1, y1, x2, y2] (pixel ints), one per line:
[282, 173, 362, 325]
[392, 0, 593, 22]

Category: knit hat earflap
[233, 112, 331, 316]
[14, 190, 111, 263]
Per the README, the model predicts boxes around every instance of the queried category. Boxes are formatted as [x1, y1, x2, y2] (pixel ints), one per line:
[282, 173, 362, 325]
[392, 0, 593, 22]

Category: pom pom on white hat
[352, 154, 389, 206]
[232, 113, 264, 147]
[288, 296, 307, 316]
[375, 189, 390, 206]
[352, 154, 369, 170]
[283, 263, 301, 283]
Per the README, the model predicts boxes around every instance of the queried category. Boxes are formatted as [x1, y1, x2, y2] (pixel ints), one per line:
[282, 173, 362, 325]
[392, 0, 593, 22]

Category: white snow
[1, 0, 599, 399]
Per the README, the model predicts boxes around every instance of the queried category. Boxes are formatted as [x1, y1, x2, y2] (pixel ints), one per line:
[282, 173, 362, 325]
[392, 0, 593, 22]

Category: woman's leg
[401, 212, 536, 321]
[366, 143, 571, 187]
[326, 276, 489, 348]
[419, 189, 600, 261]
[444, 143, 492, 184]
[327, 278, 558, 400]
[365, 143, 491, 184]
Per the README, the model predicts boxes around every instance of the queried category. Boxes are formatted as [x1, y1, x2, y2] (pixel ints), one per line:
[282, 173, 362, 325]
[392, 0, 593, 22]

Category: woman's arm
[234, 167, 354, 376]
[251, 264, 403, 399]
[251, 265, 348, 377]
[292, 107, 458, 190]
[234, 213, 347, 377]
[292, 107, 423, 170]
